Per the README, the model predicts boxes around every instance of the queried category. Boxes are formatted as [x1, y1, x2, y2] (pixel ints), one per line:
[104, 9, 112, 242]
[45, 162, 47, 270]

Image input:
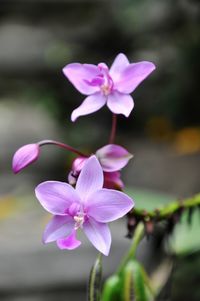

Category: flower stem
[38, 140, 87, 157]
[109, 114, 117, 144]
[117, 222, 145, 276]
[88, 253, 102, 301]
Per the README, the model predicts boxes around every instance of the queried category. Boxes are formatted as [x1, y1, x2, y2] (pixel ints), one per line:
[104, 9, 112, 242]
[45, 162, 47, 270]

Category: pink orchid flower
[63, 53, 156, 121]
[68, 144, 133, 189]
[35, 155, 134, 255]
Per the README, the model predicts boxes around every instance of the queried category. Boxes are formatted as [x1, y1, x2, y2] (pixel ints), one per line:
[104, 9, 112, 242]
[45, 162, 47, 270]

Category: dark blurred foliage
[157, 251, 200, 301]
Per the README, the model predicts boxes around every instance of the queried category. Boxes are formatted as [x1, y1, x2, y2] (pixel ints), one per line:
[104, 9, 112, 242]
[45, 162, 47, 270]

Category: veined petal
[71, 93, 106, 122]
[83, 218, 111, 256]
[12, 144, 40, 174]
[43, 215, 74, 243]
[115, 61, 156, 94]
[109, 53, 130, 81]
[35, 181, 81, 215]
[96, 144, 133, 172]
[63, 63, 100, 95]
[86, 189, 134, 223]
[76, 155, 103, 202]
[107, 91, 134, 117]
[57, 230, 81, 250]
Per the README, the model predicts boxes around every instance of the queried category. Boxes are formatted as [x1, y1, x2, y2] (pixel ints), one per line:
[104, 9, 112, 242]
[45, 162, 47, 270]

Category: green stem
[88, 253, 102, 301]
[140, 266, 156, 297]
[117, 223, 145, 276]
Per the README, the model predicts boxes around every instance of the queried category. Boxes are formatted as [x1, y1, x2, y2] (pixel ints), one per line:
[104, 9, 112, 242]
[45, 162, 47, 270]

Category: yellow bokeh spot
[174, 127, 200, 155]
[0, 196, 18, 220]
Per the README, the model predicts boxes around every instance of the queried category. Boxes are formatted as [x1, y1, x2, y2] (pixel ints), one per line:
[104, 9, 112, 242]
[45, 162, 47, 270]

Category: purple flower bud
[103, 171, 124, 190]
[72, 156, 87, 173]
[96, 144, 133, 172]
[12, 144, 40, 174]
[68, 145, 131, 189]
[68, 171, 79, 186]
[68, 156, 88, 185]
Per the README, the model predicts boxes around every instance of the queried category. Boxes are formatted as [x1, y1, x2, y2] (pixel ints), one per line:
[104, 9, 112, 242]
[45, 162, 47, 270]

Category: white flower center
[74, 213, 85, 230]
[100, 84, 111, 96]
[98, 63, 114, 96]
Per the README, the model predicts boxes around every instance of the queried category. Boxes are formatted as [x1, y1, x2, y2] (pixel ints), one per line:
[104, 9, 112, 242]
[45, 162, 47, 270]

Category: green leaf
[125, 187, 173, 210]
[102, 275, 122, 301]
[122, 260, 148, 301]
[88, 254, 102, 301]
[167, 209, 200, 255]
[140, 265, 156, 298]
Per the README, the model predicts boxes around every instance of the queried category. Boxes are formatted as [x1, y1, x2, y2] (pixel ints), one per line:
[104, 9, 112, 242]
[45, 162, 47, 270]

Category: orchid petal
[86, 189, 134, 223]
[12, 144, 40, 174]
[43, 215, 74, 243]
[107, 91, 134, 117]
[83, 218, 111, 256]
[35, 181, 80, 215]
[63, 63, 100, 95]
[71, 93, 106, 122]
[57, 230, 81, 250]
[96, 144, 133, 172]
[109, 53, 130, 81]
[76, 156, 103, 202]
[115, 61, 156, 94]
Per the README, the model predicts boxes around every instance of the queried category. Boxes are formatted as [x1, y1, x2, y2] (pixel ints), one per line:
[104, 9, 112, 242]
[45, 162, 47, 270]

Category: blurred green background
[0, 0, 200, 300]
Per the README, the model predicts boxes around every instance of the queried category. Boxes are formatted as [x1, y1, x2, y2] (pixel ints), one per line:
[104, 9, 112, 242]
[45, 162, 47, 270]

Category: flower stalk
[117, 222, 145, 276]
[38, 139, 87, 157]
[109, 114, 117, 144]
[88, 253, 102, 301]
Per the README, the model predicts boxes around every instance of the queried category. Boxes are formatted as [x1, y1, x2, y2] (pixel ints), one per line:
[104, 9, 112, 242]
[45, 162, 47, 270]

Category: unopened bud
[12, 144, 40, 174]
